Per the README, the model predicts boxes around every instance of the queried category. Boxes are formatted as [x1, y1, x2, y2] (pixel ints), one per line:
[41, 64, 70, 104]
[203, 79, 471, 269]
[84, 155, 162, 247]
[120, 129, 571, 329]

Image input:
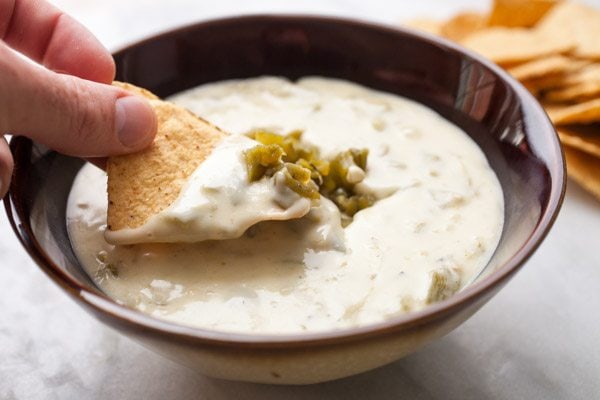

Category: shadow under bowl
[4, 15, 565, 385]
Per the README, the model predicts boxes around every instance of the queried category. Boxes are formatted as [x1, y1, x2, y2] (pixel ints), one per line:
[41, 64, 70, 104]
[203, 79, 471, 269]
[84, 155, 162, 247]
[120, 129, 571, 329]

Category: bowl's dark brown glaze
[4, 15, 565, 384]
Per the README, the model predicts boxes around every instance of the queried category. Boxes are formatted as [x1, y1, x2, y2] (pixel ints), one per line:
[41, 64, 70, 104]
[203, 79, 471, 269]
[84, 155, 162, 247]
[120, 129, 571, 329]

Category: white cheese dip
[105, 134, 313, 244]
[67, 77, 504, 334]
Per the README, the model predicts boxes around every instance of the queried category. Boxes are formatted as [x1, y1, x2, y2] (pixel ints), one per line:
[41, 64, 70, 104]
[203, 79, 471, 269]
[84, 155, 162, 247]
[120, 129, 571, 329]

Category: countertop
[1, 1, 600, 399]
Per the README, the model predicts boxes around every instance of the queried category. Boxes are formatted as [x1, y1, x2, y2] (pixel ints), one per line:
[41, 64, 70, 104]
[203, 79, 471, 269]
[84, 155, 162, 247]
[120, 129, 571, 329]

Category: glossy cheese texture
[67, 77, 504, 334]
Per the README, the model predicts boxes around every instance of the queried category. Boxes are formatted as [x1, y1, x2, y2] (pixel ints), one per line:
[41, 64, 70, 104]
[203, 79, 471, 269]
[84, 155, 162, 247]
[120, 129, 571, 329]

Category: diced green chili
[244, 130, 375, 223]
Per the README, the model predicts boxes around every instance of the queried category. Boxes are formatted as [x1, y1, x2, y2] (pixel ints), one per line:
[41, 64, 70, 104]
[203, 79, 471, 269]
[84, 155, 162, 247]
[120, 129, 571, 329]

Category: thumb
[0, 43, 156, 157]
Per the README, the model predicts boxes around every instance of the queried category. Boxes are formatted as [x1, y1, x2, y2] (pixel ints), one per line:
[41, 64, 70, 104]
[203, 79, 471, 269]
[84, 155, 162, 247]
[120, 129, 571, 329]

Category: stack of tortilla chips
[406, 0, 600, 200]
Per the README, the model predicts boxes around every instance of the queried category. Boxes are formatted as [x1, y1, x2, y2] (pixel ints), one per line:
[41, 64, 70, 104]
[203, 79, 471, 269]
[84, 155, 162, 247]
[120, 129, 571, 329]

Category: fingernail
[115, 96, 156, 148]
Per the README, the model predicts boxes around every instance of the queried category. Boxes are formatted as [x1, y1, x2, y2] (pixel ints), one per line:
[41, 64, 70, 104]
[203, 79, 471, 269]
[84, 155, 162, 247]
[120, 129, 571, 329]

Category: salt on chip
[488, 0, 560, 28]
[460, 27, 573, 65]
[107, 83, 227, 231]
[544, 98, 600, 125]
[536, 2, 600, 59]
[440, 12, 488, 41]
[563, 146, 600, 200]
[558, 125, 600, 158]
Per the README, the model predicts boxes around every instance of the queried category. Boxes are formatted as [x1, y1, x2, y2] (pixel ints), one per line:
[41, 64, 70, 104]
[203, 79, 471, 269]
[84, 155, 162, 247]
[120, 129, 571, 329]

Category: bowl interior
[5, 16, 563, 333]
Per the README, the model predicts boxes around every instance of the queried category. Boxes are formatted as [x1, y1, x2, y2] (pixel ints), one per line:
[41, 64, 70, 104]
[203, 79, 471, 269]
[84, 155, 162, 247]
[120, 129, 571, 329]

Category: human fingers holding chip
[0, 0, 157, 198]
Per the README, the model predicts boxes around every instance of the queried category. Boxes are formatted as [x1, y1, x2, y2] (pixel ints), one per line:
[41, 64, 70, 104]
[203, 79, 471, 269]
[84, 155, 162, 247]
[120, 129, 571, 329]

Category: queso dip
[67, 77, 504, 334]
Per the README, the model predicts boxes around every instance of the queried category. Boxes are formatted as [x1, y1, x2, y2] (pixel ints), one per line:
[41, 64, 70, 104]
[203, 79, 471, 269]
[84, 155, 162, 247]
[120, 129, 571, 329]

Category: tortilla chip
[553, 64, 600, 88]
[107, 83, 227, 231]
[404, 18, 443, 35]
[517, 58, 590, 97]
[460, 27, 574, 64]
[507, 55, 574, 81]
[563, 146, 600, 200]
[544, 98, 600, 125]
[536, 2, 600, 59]
[522, 72, 572, 96]
[545, 83, 600, 103]
[440, 12, 488, 41]
[558, 125, 600, 158]
[489, 0, 560, 28]
[507, 55, 573, 81]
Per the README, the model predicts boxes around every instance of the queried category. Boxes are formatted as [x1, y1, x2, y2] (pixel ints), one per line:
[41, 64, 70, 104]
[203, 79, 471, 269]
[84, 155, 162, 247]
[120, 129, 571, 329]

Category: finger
[0, 136, 13, 198]
[0, 0, 115, 83]
[0, 43, 157, 157]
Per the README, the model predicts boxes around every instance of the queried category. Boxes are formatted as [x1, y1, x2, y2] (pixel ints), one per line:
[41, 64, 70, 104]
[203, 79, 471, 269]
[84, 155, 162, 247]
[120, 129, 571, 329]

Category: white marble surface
[2, 1, 600, 399]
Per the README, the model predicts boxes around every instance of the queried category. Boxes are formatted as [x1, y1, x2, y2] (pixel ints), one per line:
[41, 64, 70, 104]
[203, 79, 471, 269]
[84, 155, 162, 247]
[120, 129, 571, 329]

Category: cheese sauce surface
[67, 77, 504, 334]
[105, 134, 313, 244]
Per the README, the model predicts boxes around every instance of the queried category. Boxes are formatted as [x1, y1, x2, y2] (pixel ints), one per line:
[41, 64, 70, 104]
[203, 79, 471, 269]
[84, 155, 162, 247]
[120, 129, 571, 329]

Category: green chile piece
[244, 130, 374, 220]
[244, 144, 284, 181]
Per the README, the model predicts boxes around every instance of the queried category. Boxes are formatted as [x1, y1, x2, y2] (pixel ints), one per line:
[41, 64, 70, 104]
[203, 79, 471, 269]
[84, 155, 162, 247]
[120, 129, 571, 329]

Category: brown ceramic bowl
[4, 15, 564, 384]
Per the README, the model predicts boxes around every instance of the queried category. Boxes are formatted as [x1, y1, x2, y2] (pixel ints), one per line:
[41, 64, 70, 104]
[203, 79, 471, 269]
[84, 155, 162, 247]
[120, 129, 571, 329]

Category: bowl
[4, 15, 565, 385]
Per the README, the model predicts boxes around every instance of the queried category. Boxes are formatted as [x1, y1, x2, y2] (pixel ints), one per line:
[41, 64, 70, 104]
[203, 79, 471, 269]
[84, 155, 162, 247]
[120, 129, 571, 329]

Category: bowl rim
[4, 14, 566, 348]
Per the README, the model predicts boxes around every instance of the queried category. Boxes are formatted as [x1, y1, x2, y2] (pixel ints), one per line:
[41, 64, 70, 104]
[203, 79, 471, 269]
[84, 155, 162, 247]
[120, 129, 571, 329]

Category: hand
[0, 0, 157, 198]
